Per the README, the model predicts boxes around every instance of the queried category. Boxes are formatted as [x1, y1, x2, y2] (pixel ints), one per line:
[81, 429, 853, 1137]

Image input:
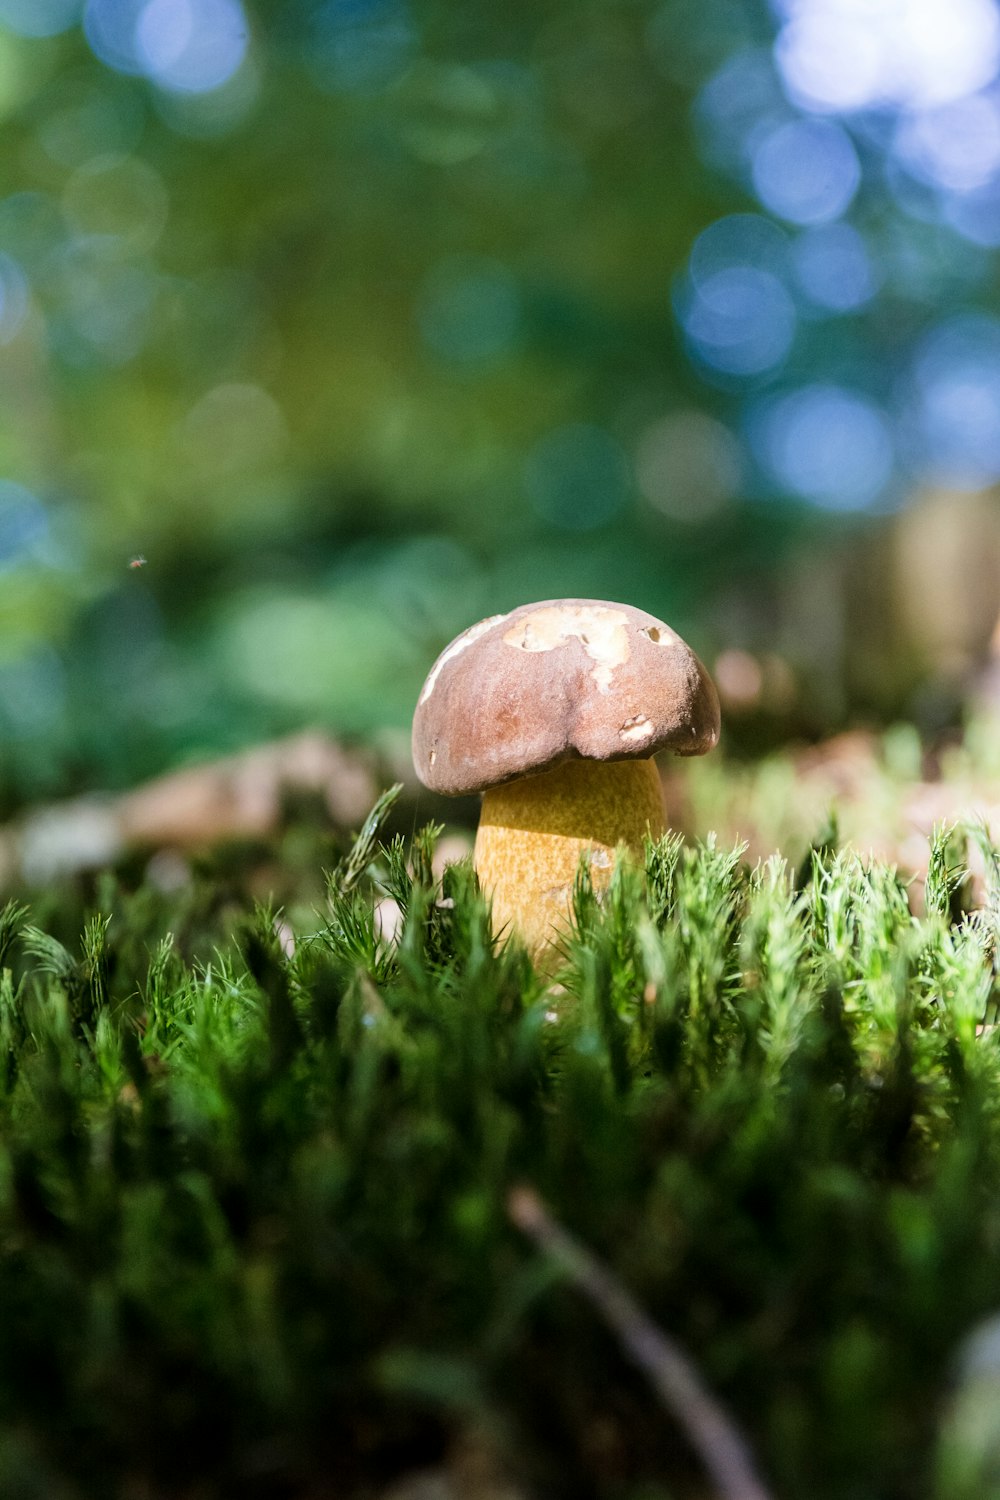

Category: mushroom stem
[473, 757, 666, 957]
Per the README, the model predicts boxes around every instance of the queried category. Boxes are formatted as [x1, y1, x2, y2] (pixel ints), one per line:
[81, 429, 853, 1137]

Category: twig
[507, 1185, 775, 1500]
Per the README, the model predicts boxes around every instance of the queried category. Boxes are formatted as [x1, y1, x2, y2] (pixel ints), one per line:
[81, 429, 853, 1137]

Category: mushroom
[411, 599, 721, 957]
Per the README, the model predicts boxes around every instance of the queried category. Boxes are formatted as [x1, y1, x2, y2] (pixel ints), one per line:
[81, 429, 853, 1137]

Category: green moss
[0, 798, 999, 1497]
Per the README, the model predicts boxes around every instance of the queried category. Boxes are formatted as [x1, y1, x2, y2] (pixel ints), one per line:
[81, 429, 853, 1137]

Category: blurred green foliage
[0, 0, 999, 802]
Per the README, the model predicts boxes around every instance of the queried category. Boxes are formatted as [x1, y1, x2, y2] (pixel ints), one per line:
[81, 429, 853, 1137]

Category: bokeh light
[678, 214, 797, 378]
[754, 384, 895, 510]
[396, 60, 525, 167]
[690, 212, 789, 283]
[751, 116, 860, 224]
[417, 256, 521, 366]
[84, 0, 154, 75]
[37, 82, 144, 169]
[62, 154, 169, 255]
[48, 245, 158, 366]
[0, 483, 50, 571]
[773, 0, 1000, 113]
[894, 94, 1000, 196]
[310, 0, 415, 95]
[904, 313, 1000, 488]
[694, 48, 787, 171]
[0, 646, 65, 740]
[524, 424, 630, 530]
[0, 0, 80, 38]
[84, 0, 249, 93]
[135, 0, 248, 94]
[635, 409, 743, 522]
[714, 647, 764, 710]
[792, 222, 879, 311]
[0, 251, 29, 342]
[944, 179, 1000, 245]
[0, 192, 65, 271]
[177, 383, 288, 477]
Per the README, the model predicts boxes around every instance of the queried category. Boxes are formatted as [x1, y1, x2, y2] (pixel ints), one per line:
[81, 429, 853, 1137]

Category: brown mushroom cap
[412, 599, 720, 796]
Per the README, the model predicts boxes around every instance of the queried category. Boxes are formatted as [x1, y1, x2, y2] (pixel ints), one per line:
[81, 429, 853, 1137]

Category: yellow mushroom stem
[473, 757, 666, 957]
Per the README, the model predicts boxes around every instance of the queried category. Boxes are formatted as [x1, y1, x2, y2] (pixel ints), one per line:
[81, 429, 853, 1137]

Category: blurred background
[0, 0, 998, 818]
